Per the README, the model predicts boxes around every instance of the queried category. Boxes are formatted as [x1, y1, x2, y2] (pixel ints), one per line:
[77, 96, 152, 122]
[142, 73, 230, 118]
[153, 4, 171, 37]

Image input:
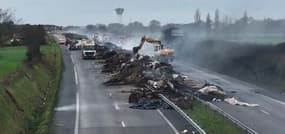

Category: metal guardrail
[185, 92, 258, 134]
[147, 84, 257, 134]
[159, 94, 207, 134]
[207, 102, 258, 134]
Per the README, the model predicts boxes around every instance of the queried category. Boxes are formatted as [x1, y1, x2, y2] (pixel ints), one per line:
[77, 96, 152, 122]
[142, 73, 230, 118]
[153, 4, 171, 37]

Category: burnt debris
[94, 42, 256, 110]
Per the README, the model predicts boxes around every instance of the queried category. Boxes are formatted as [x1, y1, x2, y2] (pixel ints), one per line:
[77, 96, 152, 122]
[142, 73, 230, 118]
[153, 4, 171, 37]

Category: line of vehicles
[57, 33, 175, 62]
[57, 37, 96, 59]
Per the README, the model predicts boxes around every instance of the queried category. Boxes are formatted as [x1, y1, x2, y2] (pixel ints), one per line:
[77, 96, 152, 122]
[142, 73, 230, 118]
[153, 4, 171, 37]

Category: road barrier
[184, 92, 258, 134]
[147, 84, 257, 134]
[159, 94, 206, 134]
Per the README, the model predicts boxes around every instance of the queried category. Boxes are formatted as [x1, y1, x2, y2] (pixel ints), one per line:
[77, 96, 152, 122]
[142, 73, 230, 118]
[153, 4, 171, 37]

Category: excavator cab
[154, 44, 164, 51]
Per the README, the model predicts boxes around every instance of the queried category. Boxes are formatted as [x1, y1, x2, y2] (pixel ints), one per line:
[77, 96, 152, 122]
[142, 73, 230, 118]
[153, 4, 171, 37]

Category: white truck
[81, 39, 96, 59]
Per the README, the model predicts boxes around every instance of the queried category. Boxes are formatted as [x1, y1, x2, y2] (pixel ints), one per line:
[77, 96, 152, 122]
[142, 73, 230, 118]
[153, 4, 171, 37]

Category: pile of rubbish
[95, 43, 196, 109]
[128, 88, 172, 110]
[94, 42, 259, 109]
[195, 83, 226, 101]
[225, 97, 259, 107]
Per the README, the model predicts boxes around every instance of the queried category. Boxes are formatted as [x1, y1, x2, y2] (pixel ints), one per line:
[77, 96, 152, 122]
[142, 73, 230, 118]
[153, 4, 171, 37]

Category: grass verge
[0, 43, 62, 134]
[185, 101, 243, 134]
[0, 46, 26, 78]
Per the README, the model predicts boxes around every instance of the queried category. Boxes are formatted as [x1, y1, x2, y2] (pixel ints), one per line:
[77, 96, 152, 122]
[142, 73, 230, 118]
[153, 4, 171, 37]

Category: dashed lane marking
[74, 67, 78, 85]
[260, 109, 270, 115]
[121, 121, 126, 127]
[74, 92, 80, 134]
[114, 102, 120, 110]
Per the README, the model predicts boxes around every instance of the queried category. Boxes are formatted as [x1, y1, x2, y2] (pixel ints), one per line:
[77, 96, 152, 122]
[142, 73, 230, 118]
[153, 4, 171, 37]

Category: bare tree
[96, 24, 107, 32]
[21, 25, 47, 62]
[0, 9, 16, 23]
[149, 20, 161, 27]
[86, 24, 96, 32]
[242, 11, 249, 25]
[194, 9, 201, 24]
[0, 9, 17, 46]
[214, 9, 220, 29]
[149, 20, 161, 32]
[127, 21, 144, 33]
[206, 13, 212, 32]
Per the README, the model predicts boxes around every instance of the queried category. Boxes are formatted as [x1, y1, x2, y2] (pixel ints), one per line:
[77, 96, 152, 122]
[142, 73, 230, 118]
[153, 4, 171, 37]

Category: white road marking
[55, 104, 75, 111]
[157, 110, 180, 134]
[71, 55, 75, 64]
[74, 92, 80, 134]
[181, 129, 188, 134]
[74, 67, 78, 85]
[114, 102, 120, 110]
[121, 121, 126, 127]
[260, 109, 270, 115]
[261, 94, 285, 106]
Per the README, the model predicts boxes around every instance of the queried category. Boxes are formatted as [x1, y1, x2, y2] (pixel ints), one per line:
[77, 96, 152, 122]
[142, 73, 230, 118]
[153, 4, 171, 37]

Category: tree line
[0, 9, 47, 62]
[61, 8, 285, 39]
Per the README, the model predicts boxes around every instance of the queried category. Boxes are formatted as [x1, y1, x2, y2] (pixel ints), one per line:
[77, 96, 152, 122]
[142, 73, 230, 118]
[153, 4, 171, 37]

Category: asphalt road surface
[52, 46, 199, 134]
[52, 45, 76, 134]
[174, 61, 285, 134]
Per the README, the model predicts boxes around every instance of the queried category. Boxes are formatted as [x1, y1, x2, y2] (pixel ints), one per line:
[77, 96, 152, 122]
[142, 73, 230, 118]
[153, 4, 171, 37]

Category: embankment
[0, 44, 62, 134]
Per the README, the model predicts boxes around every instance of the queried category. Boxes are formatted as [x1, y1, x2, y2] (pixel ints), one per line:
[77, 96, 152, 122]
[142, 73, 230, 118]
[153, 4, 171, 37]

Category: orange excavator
[133, 36, 174, 62]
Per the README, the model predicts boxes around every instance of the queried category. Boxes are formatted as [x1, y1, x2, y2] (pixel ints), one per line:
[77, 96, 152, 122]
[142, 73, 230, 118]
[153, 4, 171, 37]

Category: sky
[1, 0, 284, 26]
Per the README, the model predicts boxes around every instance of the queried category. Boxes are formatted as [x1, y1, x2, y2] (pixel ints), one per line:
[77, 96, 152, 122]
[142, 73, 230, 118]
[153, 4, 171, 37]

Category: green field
[228, 36, 285, 45]
[0, 45, 59, 78]
[251, 37, 285, 44]
[0, 43, 62, 134]
[185, 101, 243, 134]
[0, 46, 27, 78]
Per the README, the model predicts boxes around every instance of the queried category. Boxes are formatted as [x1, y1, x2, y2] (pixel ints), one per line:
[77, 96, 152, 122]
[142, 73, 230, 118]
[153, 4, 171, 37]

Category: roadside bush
[181, 40, 285, 90]
[21, 24, 47, 62]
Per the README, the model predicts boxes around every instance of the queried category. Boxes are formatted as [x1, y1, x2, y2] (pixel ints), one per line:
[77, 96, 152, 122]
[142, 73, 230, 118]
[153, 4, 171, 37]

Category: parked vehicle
[68, 40, 82, 50]
[81, 40, 96, 59]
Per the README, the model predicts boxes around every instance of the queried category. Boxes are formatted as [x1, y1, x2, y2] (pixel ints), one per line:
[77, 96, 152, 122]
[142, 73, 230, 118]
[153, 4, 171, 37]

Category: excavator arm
[133, 36, 163, 55]
[132, 36, 175, 62]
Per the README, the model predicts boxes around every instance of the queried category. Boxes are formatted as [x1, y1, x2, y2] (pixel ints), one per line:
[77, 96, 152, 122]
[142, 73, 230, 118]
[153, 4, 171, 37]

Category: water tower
[115, 8, 124, 24]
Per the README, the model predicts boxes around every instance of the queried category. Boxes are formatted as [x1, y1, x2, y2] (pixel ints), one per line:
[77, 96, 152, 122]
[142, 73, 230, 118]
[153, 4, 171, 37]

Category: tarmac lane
[174, 61, 285, 134]
[52, 48, 200, 134]
[52, 46, 77, 134]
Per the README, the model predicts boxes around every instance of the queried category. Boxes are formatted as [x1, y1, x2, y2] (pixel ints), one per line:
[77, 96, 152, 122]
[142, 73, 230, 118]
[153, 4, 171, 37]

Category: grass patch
[0, 46, 27, 78]
[37, 43, 62, 134]
[251, 37, 285, 44]
[0, 43, 62, 134]
[185, 101, 243, 134]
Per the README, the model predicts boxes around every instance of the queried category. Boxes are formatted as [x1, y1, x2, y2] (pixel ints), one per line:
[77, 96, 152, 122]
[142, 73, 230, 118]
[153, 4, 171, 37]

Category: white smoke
[115, 36, 158, 57]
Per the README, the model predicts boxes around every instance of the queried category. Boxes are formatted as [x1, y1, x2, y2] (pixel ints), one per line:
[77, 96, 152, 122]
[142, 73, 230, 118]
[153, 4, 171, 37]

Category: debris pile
[128, 88, 172, 110]
[95, 43, 195, 109]
[225, 97, 259, 107]
[94, 42, 259, 109]
[196, 83, 226, 101]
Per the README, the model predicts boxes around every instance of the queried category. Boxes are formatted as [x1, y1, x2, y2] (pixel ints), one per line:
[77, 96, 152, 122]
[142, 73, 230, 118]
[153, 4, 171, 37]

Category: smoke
[117, 37, 139, 50]
[109, 32, 163, 56]
[167, 26, 285, 90]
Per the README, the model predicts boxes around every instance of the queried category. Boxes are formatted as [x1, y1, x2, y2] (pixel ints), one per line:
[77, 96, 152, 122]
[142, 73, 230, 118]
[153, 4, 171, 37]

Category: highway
[174, 61, 285, 134]
[52, 46, 198, 134]
[51, 40, 285, 134]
